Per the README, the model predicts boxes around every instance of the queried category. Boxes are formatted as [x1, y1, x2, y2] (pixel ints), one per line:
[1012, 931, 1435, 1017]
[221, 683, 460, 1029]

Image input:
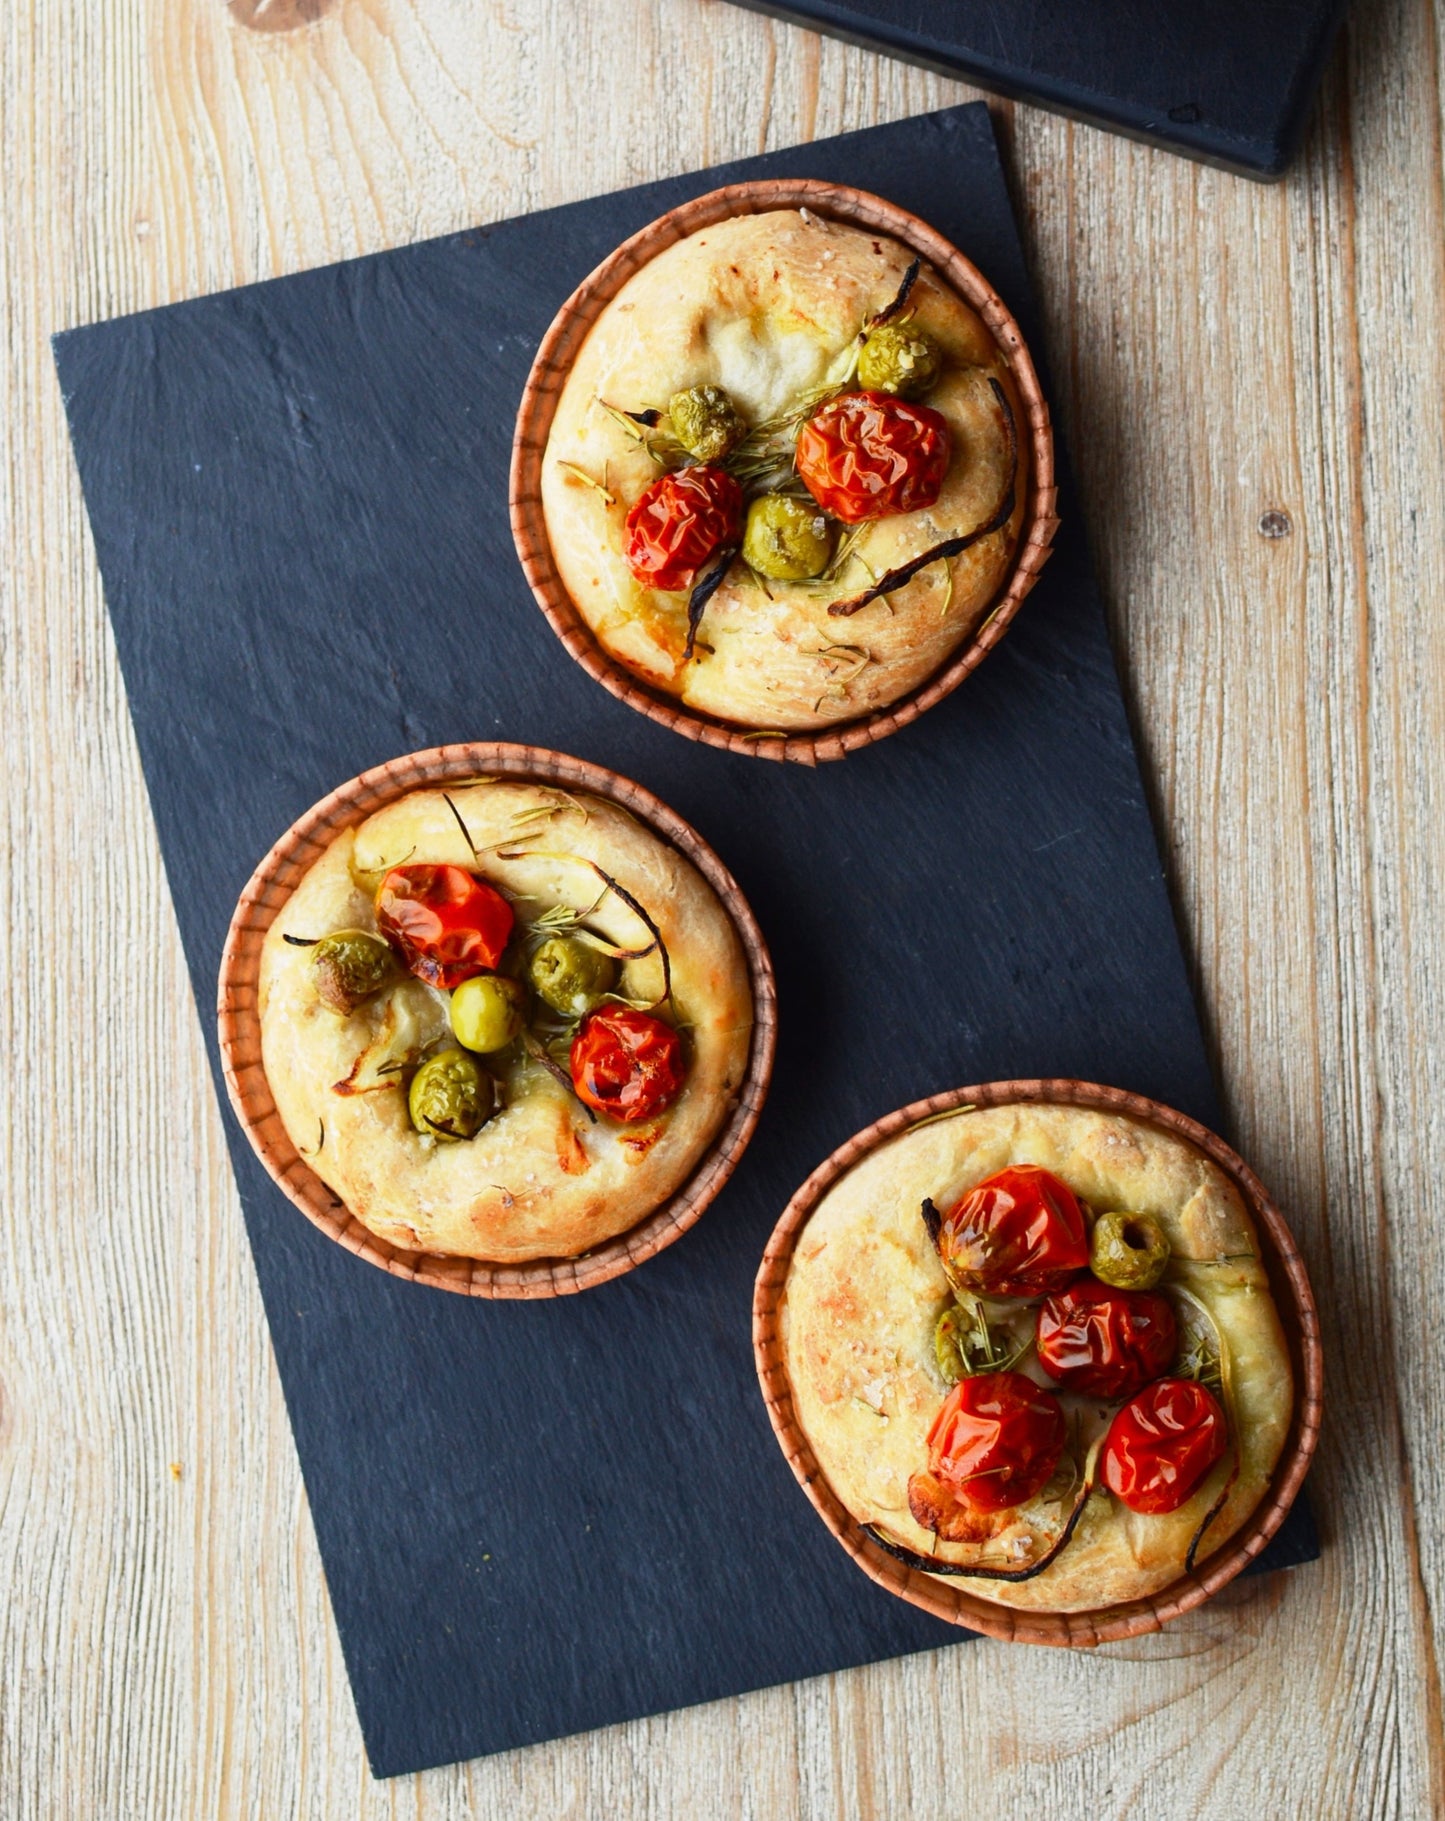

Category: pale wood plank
[2, 1, 1442, 1814]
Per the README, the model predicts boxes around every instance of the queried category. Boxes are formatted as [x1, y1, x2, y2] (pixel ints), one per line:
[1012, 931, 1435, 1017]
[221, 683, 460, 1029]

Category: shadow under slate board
[53, 103, 1317, 1779]
[714, 0, 1349, 178]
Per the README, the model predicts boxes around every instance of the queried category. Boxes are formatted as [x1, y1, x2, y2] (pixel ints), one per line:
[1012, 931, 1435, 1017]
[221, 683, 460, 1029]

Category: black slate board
[54, 103, 1317, 1779]
[717, 0, 1348, 177]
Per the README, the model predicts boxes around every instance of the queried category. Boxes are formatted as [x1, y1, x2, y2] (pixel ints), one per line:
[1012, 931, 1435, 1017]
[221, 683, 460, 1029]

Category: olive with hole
[934, 1305, 967, 1385]
[408, 1049, 495, 1142]
[450, 973, 527, 1053]
[1089, 1210, 1171, 1290]
[742, 493, 832, 581]
[857, 322, 943, 398]
[312, 930, 398, 1016]
[527, 935, 619, 1019]
[668, 384, 745, 463]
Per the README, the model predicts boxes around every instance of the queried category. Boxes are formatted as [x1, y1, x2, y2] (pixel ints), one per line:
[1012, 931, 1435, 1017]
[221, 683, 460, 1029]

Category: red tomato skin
[1035, 1279, 1178, 1400]
[374, 864, 514, 990]
[569, 1005, 686, 1123]
[623, 465, 743, 592]
[938, 1166, 1090, 1299]
[1102, 1378, 1227, 1514]
[925, 1370, 1067, 1513]
[794, 390, 951, 523]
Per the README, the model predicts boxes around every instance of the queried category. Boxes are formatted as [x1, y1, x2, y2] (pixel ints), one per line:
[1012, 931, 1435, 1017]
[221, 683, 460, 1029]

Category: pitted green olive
[741, 494, 832, 581]
[934, 1305, 967, 1385]
[449, 974, 527, 1053]
[312, 930, 398, 1016]
[408, 1049, 494, 1142]
[1089, 1209, 1170, 1290]
[857, 322, 943, 398]
[668, 385, 745, 463]
[526, 935, 619, 1019]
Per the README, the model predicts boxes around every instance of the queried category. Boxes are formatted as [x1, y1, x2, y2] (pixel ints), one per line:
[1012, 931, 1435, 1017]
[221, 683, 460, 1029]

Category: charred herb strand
[828, 377, 1018, 618]
[522, 1032, 598, 1124]
[684, 544, 739, 662]
[1184, 1444, 1241, 1574]
[866, 1436, 1103, 1584]
[442, 793, 481, 864]
[867, 257, 920, 331]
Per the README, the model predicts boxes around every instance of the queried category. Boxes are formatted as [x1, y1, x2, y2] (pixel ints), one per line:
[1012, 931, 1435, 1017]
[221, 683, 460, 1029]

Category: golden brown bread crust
[778, 1102, 1294, 1612]
[258, 783, 752, 1263]
[540, 209, 1025, 731]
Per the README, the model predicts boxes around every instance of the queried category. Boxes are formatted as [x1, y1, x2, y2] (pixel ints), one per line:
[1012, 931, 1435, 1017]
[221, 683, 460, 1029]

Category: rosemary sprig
[934, 1292, 1034, 1383]
[493, 850, 672, 1008]
[525, 889, 609, 946]
[810, 641, 873, 685]
[595, 398, 685, 467]
[555, 459, 615, 506]
[905, 1104, 977, 1132]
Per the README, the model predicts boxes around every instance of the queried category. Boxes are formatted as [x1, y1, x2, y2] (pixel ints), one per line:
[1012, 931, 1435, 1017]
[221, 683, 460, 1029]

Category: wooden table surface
[3, 1, 1442, 1813]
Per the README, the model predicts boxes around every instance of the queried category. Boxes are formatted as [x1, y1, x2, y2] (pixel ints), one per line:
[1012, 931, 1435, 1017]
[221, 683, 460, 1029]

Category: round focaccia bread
[778, 1102, 1294, 1612]
[540, 209, 1026, 731]
[258, 783, 753, 1263]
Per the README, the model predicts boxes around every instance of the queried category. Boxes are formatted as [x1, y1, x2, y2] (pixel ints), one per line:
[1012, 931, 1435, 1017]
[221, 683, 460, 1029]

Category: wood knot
[227, 0, 336, 32]
[1257, 509, 1292, 539]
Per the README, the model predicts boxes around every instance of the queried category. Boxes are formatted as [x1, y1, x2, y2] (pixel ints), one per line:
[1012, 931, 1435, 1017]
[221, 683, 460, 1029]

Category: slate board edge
[717, 0, 1349, 178]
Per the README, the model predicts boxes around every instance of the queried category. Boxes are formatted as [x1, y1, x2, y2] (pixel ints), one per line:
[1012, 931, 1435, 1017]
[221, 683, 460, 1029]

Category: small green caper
[741, 493, 832, 581]
[527, 935, 619, 1019]
[312, 930, 398, 1016]
[1090, 1210, 1171, 1290]
[857, 322, 943, 398]
[408, 1049, 494, 1142]
[449, 973, 527, 1053]
[668, 385, 746, 463]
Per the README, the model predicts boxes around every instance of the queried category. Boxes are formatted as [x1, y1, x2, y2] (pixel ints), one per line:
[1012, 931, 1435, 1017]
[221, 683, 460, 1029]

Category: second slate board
[714, 0, 1349, 177]
[53, 103, 1318, 1778]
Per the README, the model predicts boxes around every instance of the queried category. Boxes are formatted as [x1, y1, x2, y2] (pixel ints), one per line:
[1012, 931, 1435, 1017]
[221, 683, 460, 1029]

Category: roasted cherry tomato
[374, 863, 514, 991]
[623, 464, 743, 592]
[936, 1166, 1090, 1299]
[794, 390, 951, 523]
[1102, 1377, 1227, 1514]
[925, 1370, 1067, 1513]
[1035, 1278, 1177, 1400]
[569, 1005, 686, 1123]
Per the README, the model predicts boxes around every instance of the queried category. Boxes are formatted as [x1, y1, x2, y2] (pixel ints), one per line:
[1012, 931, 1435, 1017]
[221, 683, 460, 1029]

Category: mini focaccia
[258, 782, 753, 1263]
[540, 209, 1026, 731]
[778, 1103, 1295, 1613]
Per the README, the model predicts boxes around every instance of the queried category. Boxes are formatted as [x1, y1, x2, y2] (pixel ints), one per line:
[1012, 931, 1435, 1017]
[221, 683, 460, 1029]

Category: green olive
[857, 322, 943, 398]
[408, 1049, 494, 1142]
[526, 935, 619, 1019]
[668, 385, 745, 463]
[312, 930, 397, 1016]
[741, 494, 832, 581]
[934, 1305, 967, 1385]
[449, 973, 527, 1053]
[1090, 1210, 1171, 1290]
